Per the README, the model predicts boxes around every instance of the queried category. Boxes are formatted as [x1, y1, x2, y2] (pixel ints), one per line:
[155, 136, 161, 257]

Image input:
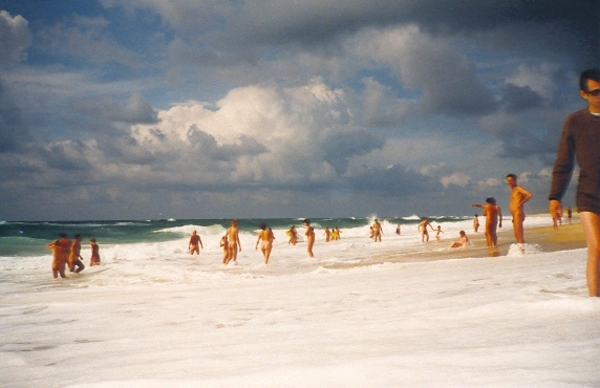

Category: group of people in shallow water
[47, 233, 101, 279]
[186, 215, 484, 266]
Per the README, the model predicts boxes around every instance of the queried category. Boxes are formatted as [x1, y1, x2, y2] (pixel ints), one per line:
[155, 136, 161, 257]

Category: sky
[0, 1, 598, 221]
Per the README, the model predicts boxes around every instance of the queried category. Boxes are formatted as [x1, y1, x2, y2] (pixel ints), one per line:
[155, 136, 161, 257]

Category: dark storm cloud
[499, 84, 543, 114]
[71, 93, 158, 124]
[322, 128, 385, 174]
[343, 164, 440, 195]
[44, 140, 92, 171]
[218, 0, 597, 64]
[0, 79, 32, 153]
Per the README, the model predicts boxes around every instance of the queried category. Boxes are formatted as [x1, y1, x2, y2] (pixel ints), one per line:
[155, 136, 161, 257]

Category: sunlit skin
[372, 219, 383, 242]
[506, 175, 532, 244]
[225, 220, 241, 264]
[471, 201, 502, 248]
[448, 231, 469, 248]
[188, 230, 203, 255]
[68, 235, 85, 273]
[255, 223, 273, 264]
[220, 236, 229, 264]
[418, 218, 435, 242]
[549, 78, 600, 297]
[303, 220, 315, 258]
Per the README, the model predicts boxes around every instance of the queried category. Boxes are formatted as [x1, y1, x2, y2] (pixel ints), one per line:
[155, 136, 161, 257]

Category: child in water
[220, 235, 229, 264]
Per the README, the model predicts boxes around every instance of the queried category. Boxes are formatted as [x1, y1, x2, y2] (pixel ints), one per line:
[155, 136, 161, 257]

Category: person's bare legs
[580, 211, 600, 297]
[512, 212, 525, 244]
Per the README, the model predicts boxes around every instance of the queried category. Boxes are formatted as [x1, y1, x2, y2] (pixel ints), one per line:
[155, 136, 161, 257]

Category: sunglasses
[585, 89, 600, 96]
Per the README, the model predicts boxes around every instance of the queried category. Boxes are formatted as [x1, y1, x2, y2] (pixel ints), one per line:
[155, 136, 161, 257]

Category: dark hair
[579, 68, 600, 91]
[485, 197, 497, 205]
[506, 173, 517, 180]
[59, 233, 67, 238]
[303, 219, 310, 224]
[259, 222, 267, 230]
[74, 234, 81, 239]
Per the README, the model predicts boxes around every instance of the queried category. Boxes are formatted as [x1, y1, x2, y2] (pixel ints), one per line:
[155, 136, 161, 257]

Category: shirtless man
[68, 234, 85, 273]
[188, 230, 203, 255]
[372, 219, 383, 242]
[303, 219, 315, 258]
[506, 173, 533, 244]
[224, 219, 241, 264]
[255, 222, 274, 264]
[448, 230, 469, 248]
[47, 233, 69, 279]
[418, 218, 435, 242]
[471, 197, 503, 248]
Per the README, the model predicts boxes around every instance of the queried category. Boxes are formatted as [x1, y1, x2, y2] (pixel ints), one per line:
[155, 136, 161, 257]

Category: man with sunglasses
[549, 68, 600, 297]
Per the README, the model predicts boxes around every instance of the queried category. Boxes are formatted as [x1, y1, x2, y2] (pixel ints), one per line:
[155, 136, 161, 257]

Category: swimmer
[224, 219, 241, 264]
[68, 234, 85, 273]
[255, 222, 273, 264]
[418, 218, 435, 243]
[47, 233, 69, 279]
[303, 219, 315, 258]
[90, 238, 101, 266]
[189, 230, 203, 255]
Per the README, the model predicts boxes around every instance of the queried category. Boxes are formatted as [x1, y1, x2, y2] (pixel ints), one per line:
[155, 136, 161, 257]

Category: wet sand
[328, 216, 587, 268]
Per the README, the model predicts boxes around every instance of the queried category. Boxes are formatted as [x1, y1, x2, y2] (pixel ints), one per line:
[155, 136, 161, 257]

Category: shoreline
[328, 216, 587, 268]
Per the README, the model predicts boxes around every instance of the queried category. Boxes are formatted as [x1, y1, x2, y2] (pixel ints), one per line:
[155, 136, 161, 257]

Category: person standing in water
[472, 198, 503, 248]
[435, 225, 444, 242]
[418, 218, 435, 243]
[287, 225, 299, 245]
[372, 219, 383, 242]
[224, 219, 241, 264]
[473, 214, 480, 233]
[90, 238, 101, 266]
[255, 222, 274, 264]
[188, 230, 203, 255]
[68, 234, 85, 273]
[303, 219, 315, 258]
[47, 233, 69, 279]
[549, 68, 600, 297]
[220, 235, 229, 264]
[506, 173, 533, 244]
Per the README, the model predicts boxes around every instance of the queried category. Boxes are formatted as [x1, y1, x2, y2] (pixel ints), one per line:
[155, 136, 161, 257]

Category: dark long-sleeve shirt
[549, 108, 600, 213]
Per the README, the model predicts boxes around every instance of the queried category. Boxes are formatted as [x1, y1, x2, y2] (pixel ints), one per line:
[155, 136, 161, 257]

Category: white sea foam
[1, 215, 598, 387]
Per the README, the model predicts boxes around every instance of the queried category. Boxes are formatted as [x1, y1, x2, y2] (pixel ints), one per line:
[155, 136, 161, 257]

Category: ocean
[2, 214, 598, 387]
[0, 215, 472, 257]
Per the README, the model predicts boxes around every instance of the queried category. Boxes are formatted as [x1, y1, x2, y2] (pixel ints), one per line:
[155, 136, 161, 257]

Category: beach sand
[336, 216, 587, 268]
